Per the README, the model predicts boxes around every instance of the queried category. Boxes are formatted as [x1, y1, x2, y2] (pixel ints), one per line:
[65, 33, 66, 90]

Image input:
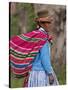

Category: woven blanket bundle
[10, 30, 51, 75]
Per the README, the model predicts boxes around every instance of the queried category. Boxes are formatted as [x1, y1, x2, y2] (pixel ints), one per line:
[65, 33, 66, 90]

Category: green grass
[52, 63, 66, 85]
[57, 65, 66, 85]
[10, 73, 25, 88]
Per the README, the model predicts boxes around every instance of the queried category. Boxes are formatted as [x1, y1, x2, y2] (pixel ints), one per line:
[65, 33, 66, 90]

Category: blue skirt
[28, 70, 59, 87]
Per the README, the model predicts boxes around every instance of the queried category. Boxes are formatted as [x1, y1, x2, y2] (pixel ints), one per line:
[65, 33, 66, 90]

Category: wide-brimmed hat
[34, 16, 52, 23]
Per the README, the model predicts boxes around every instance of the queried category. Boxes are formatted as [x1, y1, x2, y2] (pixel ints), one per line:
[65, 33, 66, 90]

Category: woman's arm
[40, 41, 53, 74]
[40, 41, 54, 85]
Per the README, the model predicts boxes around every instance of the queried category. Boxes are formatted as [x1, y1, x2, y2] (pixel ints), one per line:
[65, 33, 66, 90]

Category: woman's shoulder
[40, 41, 49, 52]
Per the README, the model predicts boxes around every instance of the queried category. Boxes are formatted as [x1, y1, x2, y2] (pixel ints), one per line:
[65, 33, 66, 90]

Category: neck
[39, 27, 48, 34]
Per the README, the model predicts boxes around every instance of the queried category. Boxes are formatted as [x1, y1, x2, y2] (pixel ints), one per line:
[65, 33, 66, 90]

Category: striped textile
[10, 30, 51, 75]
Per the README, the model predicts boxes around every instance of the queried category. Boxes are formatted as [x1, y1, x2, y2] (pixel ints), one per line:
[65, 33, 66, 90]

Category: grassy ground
[10, 73, 25, 88]
[52, 63, 66, 85]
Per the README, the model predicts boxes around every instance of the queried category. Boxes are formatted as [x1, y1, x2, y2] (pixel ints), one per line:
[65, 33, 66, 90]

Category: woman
[27, 16, 59, 87]
[10, 16, 59, 87]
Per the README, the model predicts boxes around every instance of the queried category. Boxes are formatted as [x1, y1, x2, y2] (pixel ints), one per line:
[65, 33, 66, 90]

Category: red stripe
[10, 41, 31, 53]
[11, 36, 38, 48]
[23, 30, 37, 37]
[10, 40, 46, 53]
[10, 31, 47, 49]
[10, 32, 47, 52]
[24, 30, 47, 38]
[11, 65, 32, 74]
[10, 39, 37, 50]
[10, 54, 33, 64]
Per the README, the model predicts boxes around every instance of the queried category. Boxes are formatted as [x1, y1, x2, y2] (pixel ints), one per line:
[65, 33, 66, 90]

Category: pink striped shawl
[10, 30, 52, 75]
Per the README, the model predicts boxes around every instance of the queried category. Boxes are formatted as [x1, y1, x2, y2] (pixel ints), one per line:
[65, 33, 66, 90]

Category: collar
[38, 27, 48, 34]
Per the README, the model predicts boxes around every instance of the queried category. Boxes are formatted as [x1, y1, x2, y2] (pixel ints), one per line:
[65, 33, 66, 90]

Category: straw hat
[34, 11, 53, 23]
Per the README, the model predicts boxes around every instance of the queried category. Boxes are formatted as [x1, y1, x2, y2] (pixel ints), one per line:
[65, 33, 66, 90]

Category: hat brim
[34, 17, 52, 23]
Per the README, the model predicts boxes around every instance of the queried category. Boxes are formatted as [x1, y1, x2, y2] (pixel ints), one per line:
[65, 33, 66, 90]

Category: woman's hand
[49, 74, 54, 85]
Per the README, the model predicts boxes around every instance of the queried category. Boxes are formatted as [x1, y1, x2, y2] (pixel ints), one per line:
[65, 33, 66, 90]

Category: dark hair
[36, 21, 51, 28]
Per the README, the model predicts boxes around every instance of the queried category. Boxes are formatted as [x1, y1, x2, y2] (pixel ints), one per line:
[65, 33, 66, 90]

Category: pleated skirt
[28, 70, 59, 87]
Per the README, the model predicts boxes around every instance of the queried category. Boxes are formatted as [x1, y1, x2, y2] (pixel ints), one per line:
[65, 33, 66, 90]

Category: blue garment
[32, 41, 53, 74]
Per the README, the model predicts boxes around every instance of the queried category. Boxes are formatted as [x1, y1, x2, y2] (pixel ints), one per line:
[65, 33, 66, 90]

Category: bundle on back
[10, 30, 50, 76]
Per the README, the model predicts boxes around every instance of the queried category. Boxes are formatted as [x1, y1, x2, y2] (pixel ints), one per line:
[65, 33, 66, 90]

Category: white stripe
[34, 45, 43, 48]
[33, 31, 40, 33]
